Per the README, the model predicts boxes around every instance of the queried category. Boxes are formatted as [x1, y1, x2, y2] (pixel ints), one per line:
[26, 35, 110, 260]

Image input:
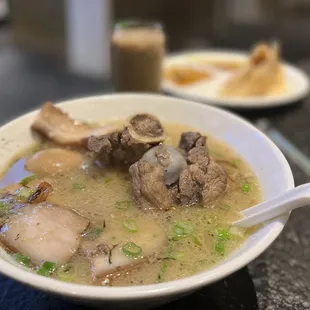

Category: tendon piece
[0, 203, 89, 265]
[219, 42, 286, 97]
[31, 102, 114, 146]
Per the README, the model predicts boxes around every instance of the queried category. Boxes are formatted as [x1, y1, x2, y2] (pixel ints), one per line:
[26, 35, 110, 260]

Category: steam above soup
[0, 102, 261, 286]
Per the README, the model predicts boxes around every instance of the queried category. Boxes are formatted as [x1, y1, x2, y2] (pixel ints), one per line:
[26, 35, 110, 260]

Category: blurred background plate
[162, 49, 310, 109]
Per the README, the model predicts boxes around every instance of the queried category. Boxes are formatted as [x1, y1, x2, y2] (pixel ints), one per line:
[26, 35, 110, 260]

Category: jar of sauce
[111, 20, 166, 93]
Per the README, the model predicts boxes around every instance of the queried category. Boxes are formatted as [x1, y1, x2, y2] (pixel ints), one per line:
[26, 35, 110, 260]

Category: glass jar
[111, 19, 166, 93]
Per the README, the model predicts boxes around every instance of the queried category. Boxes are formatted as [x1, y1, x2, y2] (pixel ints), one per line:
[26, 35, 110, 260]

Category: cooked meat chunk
[179, 132, 207, 152]
[25, 148, 83, 175]
[142, 145, 187, 185]
[0, 203, 89, 265]
[179, 139, 227, 205]
[87, 114, 166, 167]
[129, 131, 227, 210]
[129, 160, 174, 210]
[80, 218, 167, 278]
[31, 102, 113, 146]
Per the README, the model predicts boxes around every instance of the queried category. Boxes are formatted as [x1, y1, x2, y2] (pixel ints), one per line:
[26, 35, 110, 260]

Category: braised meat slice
[0, 202, 89, 265]
[31, 102, 113, 146]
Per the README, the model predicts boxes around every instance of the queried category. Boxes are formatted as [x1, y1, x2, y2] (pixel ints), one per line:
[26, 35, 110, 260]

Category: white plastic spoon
[232, 183, 310, 228]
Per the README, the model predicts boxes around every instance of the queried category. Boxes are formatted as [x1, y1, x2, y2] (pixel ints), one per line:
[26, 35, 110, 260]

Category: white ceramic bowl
[0, 94, 294, 309]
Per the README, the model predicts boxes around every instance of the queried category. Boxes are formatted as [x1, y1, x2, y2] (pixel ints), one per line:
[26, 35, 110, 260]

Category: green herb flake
[241, 183, 251, 193]
[122, 219, 138, 232]
[115, 200, 132, 210]
[37, 261, 57, 277]
[19, 174, 36, 186]
[103, 177, 112, 184]
[215, 242, 225, 255]
[122, 242, 142, 258]
[17, 188, 32, 200]
[232, 159, 241, 168]
[172, 221, 193, 237]
[83, 226, 104, 241]
[14, 253, 30, 266]
[157, 242, 174, 282]
[216, 228, 231, 242]
[72, 183, 85, 190]
[56, 264, 75, 282]
[192, 235, 202, 246]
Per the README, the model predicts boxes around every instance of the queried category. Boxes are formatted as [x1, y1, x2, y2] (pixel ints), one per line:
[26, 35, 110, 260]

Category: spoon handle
[233, 183, 310, 228]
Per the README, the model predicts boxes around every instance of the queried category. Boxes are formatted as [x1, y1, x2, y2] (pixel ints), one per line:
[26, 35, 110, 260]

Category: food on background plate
[163, 64, 212, 86]
[218, 42, 287, 97]
[0, 102, 261, 286]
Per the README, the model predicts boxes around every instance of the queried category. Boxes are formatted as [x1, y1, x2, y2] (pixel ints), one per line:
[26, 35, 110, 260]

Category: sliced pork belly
[0, 203, 89, 265]
[31, 102, 114, 146]
[80, 218, 167, 278]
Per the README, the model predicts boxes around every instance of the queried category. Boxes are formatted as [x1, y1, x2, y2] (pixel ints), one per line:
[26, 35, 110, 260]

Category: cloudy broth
[0, 122, 261, 286]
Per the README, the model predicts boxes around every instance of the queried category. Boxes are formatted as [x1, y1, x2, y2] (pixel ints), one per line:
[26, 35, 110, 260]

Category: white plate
[162, 49, 310, 109]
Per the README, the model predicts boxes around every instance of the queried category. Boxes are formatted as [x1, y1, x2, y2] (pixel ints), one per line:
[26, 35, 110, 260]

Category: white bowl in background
[0, 94, 294, 309]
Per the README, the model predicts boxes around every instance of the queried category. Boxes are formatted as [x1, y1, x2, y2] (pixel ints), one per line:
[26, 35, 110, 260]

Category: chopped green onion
[232, 159, 240, 168]
[122, 219, 138, 232]
[241, 183, 251, 193]
[17, 188, 32, 200]
[122, 242, 142, 258]
[37, 261, 57, 276]
[115, 200, 132, 210]
[72, 183, 85, 190]
[103, 177, 112, 184]
[215, 242, 225, 255]
[14, 253, 30, 266]
[19, 174, 36, 186]
[171, 251, 185, 260]
[216, 228, 230, 242]
[157, 242, 174, 282]
[172, 221, 193, 237]
[83, 226, 104, 241]
[56, 264, 75, 282]
[192, 235, 202, 246]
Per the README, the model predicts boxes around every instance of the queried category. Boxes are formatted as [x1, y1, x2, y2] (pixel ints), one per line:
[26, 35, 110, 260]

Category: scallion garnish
[14, 253, 30, 266]
[56, 264, 75, 282]
[19, 174, 36, 186]
[17, 188, 32, 200]
[122, 242, 142, 258]
[241, 183, 251, 193]
[37, 261, 57, 276]
[172, 221, 193, 237]
[72, 183, 85, 190]
[216, 228, 230, 242]
[83, 226, 104, 241]
[215, 242, 225, 255]
[103, 177, 112, 184]
[122, 219, 138, 232]
[192, 235, 202, 246]
[115, 200, 132, 210]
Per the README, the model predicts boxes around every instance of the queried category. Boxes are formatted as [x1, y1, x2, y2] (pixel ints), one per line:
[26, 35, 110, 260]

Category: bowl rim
[0, 93, 294, 300]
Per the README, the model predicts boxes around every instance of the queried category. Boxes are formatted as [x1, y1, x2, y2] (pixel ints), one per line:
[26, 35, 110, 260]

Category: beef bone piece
[86, 114, 167, 167]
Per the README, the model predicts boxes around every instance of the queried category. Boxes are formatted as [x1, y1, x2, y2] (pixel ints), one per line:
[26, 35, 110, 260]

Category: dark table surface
[0, 44, 310, 310]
